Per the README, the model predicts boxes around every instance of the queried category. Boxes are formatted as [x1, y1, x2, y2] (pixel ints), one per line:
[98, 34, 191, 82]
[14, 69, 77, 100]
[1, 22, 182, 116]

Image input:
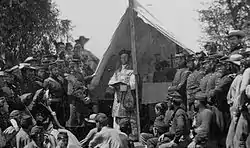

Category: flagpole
[129, 0, 141, 140]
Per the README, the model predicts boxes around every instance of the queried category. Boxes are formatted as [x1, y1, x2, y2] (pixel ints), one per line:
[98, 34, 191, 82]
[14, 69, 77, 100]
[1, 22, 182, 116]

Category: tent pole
[129, 0, 141, 140]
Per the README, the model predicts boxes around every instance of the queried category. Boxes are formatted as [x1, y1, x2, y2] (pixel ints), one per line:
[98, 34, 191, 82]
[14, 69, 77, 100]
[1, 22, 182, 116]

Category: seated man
[188, 92, 214, 148]
[80, 114, 98, 148]
[140, 103, 168, 148]
[157, 92, 191, 148]
[89, 113, 130, 148]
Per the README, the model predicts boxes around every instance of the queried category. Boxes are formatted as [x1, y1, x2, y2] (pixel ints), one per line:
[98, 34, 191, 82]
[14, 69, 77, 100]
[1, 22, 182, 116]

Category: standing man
[227, 30, 245, 55]
[226, 54, 244, 148]
[186, 56, 205, 116]
[168, 53, 191, 110]
[56, 42, 66, 56]
[66, 59, 90, 137]
[108, 49, 137, 140]
[43, 62, 68, 126]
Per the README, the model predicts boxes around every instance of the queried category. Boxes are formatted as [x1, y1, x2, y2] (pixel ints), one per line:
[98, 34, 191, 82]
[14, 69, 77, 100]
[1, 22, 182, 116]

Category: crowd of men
[0, 36, 102, 148]
[139, 30, 250, 148]
[1, 28, 250, 148]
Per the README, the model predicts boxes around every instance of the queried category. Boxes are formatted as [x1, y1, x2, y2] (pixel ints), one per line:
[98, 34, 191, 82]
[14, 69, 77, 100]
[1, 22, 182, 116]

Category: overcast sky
[55, 0, 206, 58]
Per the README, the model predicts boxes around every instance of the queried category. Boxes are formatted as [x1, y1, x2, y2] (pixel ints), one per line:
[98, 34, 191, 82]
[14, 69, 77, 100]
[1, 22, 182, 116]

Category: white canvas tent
[89, 0, 194, 137]
[89, 0, 193, 100]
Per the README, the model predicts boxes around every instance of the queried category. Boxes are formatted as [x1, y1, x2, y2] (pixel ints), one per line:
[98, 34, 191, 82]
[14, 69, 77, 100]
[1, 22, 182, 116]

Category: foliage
[198, 0, 250, 52]
[0, 0, 73, 64]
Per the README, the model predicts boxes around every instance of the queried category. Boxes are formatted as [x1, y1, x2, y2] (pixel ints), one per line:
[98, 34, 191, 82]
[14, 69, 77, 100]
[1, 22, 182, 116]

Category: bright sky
[55, 0, 205, 58]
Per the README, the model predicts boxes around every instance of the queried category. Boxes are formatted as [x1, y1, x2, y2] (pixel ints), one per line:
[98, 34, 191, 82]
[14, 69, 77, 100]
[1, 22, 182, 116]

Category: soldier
[21, 65, 39, 94]
[56, 42, 66, 55]
[66, 59, 90, 137]
[65, 43, 73, 61]
[56, 59, 67, 76]
[207, 60, 235, 146]
[233, 49, 250, 148]
[206, 57, 224, 101]
[43, 62, 68, 126]
[158, 91, 191, 148]
[168, 53, 191, 110]
[226, 54, 244, 148]
[199, 58, 214, 94]
[35, 64, 49, 88]
[186, 55, 204, 112]
[227, 30, 245, 55]
[188, 92, 214, 148]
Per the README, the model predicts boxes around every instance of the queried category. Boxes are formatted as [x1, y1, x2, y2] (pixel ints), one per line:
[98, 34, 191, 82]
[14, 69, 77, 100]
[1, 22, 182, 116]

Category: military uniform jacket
[199, 73, 213, 93]
[169, 68, 191, 98]
[193, 108, 213, 142]
[164, 107, 190, 143]
[206, 72, 222, 99]
[186, 70, 205, 104]
[208, 74, 234, 111]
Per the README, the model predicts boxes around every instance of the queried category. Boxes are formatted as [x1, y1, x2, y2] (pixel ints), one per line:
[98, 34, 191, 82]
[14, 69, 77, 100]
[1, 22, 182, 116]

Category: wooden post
[129, 0, 141, 140]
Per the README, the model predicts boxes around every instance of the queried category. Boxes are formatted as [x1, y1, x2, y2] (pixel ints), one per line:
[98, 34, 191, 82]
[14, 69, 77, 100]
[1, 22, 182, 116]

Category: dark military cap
[79, 36, 90, 41]
[119, 49, 131, 56]
[168, 91, 182, 102]
[66, 43, 72, 49]
[194, 91, 207, 101]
